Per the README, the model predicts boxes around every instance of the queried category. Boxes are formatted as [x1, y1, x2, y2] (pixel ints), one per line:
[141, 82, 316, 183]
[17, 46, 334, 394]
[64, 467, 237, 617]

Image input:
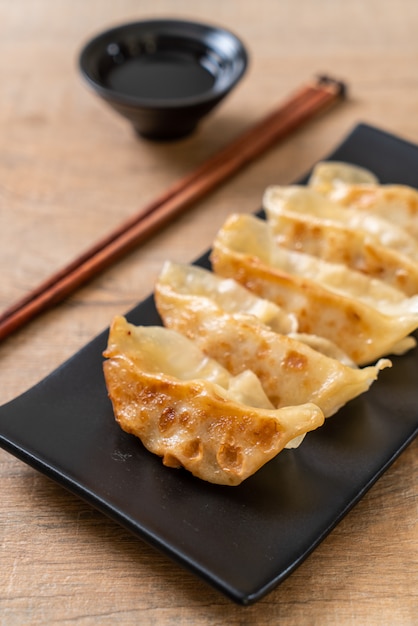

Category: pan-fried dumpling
[155, 265, 390, 417]
[264, 184, 418, 262]
[309, 161, 418, 241]
[155, 260, 297, 334]
[155, 261, 350, 363]
[308, 161, 379, 194]
[263, 185, 418, 295]
[103, 316, 324, 486]
[287, 333, 355, 366]
[210, 213, 418, 365]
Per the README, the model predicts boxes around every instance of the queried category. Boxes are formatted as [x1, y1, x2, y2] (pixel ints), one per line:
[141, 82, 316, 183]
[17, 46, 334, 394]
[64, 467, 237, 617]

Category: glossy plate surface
[1, 123, 417, 605]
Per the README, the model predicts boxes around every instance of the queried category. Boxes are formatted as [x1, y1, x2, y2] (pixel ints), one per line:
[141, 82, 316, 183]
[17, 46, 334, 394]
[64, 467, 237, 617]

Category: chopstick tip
[316, 74, 347, 99]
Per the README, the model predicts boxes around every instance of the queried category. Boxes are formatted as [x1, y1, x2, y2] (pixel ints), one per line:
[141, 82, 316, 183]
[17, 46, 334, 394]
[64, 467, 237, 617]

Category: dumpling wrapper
[308, 161, 379, 193]
[264, 183, 418, 262]
[210, 213, 418, 365]
[263, 185, 418, 295]
[155, 262, 390, 417]
[309, 161, 418, 241]
[156, 261, 350, 363]
[103, 316, 324, 486]
[155, 260, 297, 334]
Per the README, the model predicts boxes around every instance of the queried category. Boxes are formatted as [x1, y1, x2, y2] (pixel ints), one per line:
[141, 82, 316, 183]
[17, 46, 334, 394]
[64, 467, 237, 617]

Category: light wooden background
[0, 1, 417, 624]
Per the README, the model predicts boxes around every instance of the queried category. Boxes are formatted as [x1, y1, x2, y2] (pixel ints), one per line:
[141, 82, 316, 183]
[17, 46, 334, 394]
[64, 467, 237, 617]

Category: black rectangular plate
[1, 123, 417, 605]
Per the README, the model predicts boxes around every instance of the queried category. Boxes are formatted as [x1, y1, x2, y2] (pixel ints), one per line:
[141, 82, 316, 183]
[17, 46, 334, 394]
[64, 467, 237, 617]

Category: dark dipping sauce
[105, 52, 216, 101]
[80, 20, 248, 139]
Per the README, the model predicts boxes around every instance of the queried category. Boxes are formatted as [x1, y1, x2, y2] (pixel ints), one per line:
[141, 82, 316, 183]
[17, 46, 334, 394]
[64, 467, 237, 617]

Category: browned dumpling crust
[103, 316, 324, 486]
[104, 163, 418, 485]
[309, 161, 418, 241]
[210, 213, 418, 365]
[263, 186, 418, 296]
[155, 261, 390, 417]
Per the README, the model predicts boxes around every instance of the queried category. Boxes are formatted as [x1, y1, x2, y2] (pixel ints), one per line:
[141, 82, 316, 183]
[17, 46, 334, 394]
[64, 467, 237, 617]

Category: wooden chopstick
[0, 75, 346, 342]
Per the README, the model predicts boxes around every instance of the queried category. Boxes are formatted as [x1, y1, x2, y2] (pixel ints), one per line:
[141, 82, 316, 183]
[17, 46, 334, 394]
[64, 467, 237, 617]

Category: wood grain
[0, 1, 417, 624]
[0, 76, 344, 341]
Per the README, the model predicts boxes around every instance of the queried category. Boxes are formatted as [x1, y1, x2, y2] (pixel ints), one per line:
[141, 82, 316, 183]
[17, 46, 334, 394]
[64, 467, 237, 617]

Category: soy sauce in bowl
[105, 48, 216, 100]
[79, 20, 248, 140]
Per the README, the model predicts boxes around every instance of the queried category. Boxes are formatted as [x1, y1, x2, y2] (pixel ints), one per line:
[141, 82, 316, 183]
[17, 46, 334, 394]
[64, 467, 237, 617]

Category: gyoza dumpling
[155, 263, 390, 417]
[309, 161, 418, 241]
[155, 260, 297, 334]
[155, 261, 352, 362]
[210, 213, 418, 365]
[263, 185, 418, 295]
[308, 161, 379, 194]
[264, 184, 418, 262]
[103, 316, 324, 486]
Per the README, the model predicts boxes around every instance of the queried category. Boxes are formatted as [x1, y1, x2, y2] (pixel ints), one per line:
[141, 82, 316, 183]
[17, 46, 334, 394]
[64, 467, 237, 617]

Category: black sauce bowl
[78, 19, 248, 140]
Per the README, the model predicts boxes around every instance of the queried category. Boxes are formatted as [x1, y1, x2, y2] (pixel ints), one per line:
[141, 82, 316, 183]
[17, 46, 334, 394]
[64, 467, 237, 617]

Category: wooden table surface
[1, 1, 417, 624]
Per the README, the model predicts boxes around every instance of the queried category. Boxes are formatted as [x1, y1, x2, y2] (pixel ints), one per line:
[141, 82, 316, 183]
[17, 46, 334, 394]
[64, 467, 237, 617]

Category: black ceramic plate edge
[1, 122, 418, 605]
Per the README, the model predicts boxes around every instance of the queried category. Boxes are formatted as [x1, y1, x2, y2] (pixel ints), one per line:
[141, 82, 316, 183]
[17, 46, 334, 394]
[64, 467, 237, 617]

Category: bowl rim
[78, 18, 249, 110]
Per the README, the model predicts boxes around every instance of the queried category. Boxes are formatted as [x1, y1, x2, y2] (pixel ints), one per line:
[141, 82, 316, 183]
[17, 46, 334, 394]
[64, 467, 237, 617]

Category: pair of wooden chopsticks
[0, 75, 346, 342]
